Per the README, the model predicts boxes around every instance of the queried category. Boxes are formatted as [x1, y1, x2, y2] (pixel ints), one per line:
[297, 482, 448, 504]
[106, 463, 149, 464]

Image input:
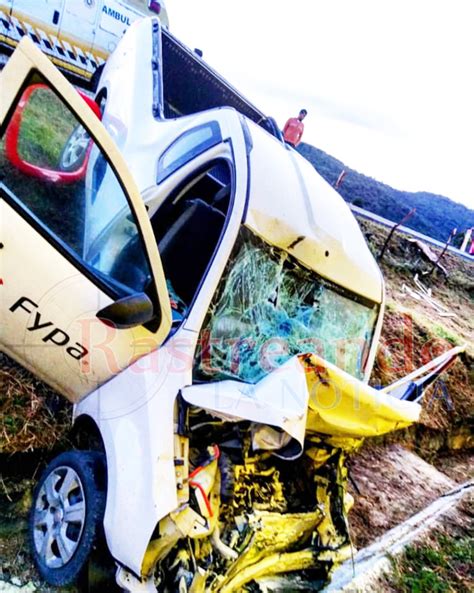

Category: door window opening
[0, 83, 154, 301]
[151, 160, 232, 316]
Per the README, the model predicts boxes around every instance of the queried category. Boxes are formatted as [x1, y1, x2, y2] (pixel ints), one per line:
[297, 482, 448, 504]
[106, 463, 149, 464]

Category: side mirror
[4, 83, 101, 183]
[97, 293, 156, 329]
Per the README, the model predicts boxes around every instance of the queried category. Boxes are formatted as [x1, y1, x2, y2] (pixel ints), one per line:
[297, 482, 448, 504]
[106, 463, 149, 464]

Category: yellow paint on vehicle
[301, 353, 421, 438]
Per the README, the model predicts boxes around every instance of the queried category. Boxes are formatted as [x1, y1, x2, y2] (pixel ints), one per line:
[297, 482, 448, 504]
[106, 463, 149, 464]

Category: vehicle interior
[149, 159, 233, 313]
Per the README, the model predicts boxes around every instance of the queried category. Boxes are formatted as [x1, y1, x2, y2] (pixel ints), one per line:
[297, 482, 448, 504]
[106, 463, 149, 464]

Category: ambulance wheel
[29, 451, 106, 586]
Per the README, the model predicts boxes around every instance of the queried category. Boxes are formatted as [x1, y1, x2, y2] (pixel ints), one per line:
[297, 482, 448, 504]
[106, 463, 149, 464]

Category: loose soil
[347, 443, 457, 548]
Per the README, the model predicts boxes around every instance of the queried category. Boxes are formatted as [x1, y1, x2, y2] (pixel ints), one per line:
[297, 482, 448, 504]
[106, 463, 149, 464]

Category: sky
[167, 0, 474, 209]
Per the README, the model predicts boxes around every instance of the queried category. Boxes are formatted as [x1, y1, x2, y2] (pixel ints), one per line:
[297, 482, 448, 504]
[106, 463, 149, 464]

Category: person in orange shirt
[283, 109, 307, 147]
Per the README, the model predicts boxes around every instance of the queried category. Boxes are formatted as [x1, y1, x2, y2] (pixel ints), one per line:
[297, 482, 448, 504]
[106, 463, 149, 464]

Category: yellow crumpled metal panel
[146, 353, 424, 589]
[301, 353, 421, 438]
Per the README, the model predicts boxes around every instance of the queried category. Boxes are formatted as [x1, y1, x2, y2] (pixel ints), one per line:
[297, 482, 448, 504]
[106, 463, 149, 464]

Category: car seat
[158, 199, 225, 305]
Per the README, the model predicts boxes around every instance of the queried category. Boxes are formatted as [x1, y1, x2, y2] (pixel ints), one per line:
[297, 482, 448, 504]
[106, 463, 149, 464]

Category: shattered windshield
[195, 227, 378, 383]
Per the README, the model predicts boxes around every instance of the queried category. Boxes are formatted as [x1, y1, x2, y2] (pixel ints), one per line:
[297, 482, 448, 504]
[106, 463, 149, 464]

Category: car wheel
[29, 451, 106, 587]
[59, 125, 91, 172]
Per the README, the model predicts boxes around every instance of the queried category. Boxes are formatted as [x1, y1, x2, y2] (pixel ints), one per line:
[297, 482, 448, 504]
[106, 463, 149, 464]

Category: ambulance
[0, 0, 169, 86]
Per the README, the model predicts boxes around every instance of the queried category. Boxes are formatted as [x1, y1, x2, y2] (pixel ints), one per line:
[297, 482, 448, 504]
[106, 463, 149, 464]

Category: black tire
[28, 450, 106, 587]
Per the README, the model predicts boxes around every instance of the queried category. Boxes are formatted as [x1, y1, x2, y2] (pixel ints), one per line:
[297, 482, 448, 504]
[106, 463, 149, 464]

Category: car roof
[243, 121, 383, 303]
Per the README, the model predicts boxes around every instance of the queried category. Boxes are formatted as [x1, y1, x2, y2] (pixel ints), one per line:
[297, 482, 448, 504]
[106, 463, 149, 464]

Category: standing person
[283, 109, 307, 148]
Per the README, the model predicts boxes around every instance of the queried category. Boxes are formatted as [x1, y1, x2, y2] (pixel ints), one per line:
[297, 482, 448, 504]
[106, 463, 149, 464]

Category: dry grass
[0, 353, 71, 454]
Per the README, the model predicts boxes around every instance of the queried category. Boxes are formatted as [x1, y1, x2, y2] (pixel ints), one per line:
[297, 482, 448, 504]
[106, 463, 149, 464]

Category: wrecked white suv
[0, 18, 459, 593]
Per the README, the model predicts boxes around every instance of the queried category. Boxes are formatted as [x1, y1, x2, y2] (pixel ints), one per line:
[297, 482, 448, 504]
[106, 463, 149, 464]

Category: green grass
[387, 532, 473, 593]
[431, 323, 463, 346]
[18, 86, 76, 168]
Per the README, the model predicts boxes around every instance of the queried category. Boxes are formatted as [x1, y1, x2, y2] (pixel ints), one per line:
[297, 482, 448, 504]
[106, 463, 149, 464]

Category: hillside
[297, 142, 474, 245]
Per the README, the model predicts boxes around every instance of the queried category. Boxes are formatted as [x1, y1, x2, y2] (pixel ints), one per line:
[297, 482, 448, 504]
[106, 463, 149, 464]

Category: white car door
[0, 37, 172, 402]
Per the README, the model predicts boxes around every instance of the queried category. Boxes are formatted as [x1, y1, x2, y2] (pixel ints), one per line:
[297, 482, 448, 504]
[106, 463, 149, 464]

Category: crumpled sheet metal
[181, 443, 354, 593]
[216, 510, 325, 592]
[183, 352, 420, 462]
[302, 353, 421, 438]
[184, 354, 309, 460]
[177, 352, 423, 591]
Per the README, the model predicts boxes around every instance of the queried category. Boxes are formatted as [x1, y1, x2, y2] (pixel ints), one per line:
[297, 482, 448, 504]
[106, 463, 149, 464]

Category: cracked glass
[195, 227, 378, 383]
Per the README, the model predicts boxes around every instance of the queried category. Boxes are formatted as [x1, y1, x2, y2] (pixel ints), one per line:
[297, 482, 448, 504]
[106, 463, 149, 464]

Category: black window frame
[156, 121, 222, 184]
[154, 150, 237, 339]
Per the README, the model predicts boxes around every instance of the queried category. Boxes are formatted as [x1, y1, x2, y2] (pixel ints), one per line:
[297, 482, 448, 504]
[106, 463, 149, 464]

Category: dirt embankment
[360, 217, 473, 441]
[347, 218, 473, 548]
[347, 442, 473, 548]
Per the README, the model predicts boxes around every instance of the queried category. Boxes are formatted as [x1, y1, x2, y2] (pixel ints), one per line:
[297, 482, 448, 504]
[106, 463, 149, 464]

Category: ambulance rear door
[93, 0, 145, 55]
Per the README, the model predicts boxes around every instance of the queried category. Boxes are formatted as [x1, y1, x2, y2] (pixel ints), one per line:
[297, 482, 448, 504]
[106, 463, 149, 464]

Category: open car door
[0, 37, 172, 402]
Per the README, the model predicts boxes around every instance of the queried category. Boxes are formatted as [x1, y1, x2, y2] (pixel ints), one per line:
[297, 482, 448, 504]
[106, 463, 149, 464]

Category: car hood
[244, 123, 383, 304]
[182, 353, 421, 459]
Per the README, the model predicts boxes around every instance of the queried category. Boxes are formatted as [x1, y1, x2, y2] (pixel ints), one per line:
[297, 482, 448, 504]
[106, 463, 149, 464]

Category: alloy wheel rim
[33, 466, 86, 568]
[60, 126, 90, 169]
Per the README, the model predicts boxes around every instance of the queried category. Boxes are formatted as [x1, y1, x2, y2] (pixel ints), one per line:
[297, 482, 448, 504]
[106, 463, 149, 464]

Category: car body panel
[74, 330, 196, 574]
[0, 37, 172, 401]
